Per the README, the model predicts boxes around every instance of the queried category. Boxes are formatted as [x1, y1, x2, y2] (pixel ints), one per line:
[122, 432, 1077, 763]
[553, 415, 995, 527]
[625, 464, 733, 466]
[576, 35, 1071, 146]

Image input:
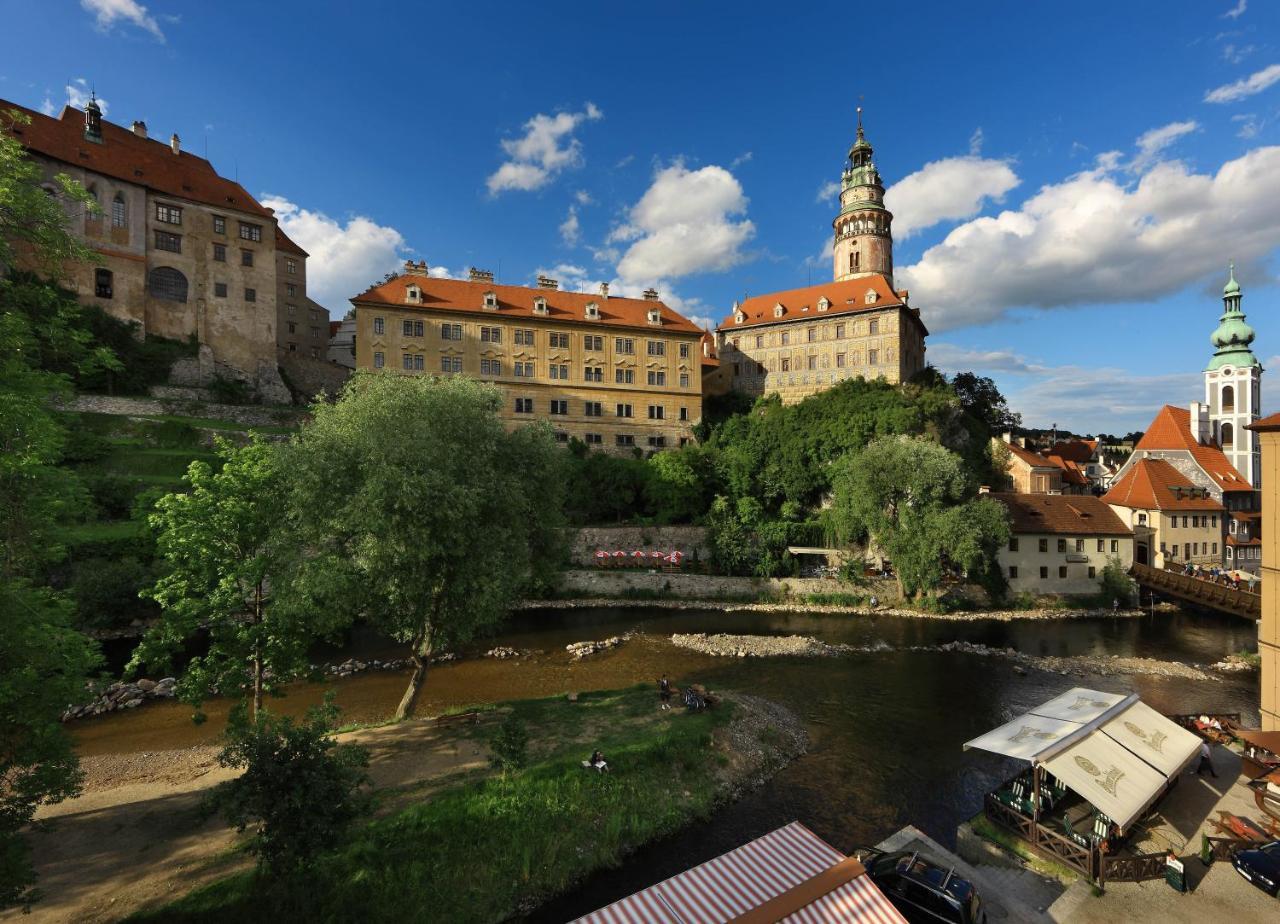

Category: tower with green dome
[832, 108, 894, 285]
[1203, 263, 1262, 488]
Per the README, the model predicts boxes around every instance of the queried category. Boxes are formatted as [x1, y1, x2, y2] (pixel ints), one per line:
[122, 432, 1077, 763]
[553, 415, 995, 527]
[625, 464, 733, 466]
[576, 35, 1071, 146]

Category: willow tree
[289, 373, 565, 719]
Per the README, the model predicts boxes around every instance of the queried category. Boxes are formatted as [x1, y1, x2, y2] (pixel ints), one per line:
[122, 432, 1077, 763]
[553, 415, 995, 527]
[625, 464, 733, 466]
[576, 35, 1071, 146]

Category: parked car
[856, 848, 987, 924]
[1233, 840, 1280, 896]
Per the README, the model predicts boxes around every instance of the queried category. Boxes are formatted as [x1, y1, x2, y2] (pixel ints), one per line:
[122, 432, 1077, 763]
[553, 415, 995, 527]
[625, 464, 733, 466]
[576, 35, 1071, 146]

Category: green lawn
[129, 688, 733, 923]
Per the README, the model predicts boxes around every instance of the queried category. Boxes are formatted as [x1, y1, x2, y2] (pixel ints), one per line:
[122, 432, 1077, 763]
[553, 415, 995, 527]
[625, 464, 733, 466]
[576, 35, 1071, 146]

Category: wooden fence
[984, 795, 1097, 880]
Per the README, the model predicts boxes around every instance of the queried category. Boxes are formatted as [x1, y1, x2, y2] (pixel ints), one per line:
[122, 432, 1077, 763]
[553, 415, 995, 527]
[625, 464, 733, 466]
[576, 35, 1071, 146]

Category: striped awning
[574, 822, 906, 924]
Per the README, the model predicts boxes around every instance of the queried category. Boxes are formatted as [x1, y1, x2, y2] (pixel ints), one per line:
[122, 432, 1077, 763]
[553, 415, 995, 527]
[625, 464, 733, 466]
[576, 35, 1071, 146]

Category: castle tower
[832, 108, 893, 286]
[1205, 263, 1263, 487]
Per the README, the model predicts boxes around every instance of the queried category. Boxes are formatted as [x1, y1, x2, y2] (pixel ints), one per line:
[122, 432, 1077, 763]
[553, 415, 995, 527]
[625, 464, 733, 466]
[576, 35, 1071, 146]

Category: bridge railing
[1130, 562, 1260, 619]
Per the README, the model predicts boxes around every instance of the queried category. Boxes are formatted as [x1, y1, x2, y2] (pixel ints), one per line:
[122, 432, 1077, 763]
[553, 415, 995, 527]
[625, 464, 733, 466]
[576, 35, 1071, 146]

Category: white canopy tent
[963, 687, 1201, 832]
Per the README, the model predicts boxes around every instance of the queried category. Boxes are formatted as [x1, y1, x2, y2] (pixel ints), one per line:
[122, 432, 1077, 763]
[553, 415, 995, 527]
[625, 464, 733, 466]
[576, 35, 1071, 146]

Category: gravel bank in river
[523, 597, 1145, 621]
[671, 632, 1219, 681]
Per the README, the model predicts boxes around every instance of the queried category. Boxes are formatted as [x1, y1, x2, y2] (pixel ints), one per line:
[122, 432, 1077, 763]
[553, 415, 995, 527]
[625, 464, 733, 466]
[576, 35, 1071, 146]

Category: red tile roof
[275, 225, 307, 257]
[989, 493, 1132, 536]
[1226, 534, 1260, 547]
[1102, 459, 1224, 512]
[716, 274, 928, 334]
[2, 99, 273, 219]
[1135, 405, 1254, 493]
[1044, 454, 1090, 486]
[700, 331, 719, 366]
[351, 272, 704, 335]
[1247, 412, 1280, 432]
[1048, 440, 1097, 464]
[1004, 441, 1059, 469]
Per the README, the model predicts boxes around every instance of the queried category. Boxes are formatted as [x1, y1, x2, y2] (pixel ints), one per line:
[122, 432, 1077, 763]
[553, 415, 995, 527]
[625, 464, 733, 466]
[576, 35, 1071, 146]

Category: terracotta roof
[1247, 412, 1280, 432]
[716, 274, 928, 335]
[1226, 534, 1260, 547]
[1003, 441, 1059, 470]
[1101, 459, 1224, 512]
[274, 225, 308, 257]
[351, 271, 703, 335]
[1048, 440, 1097, 464]
[700, 331, 719, 366]
[1135, 405, 1254, 493]
[1044, 454, 1089, 486]
[990, 493, 1133, 536]
[2, 99, 272, 219]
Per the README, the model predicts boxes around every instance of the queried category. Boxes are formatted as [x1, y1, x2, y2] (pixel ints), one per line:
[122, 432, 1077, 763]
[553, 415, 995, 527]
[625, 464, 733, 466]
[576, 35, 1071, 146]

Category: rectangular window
[647, 340, 666, 356]
[285, 258, 297, 274]
[679, 343, 690, 358]
[584, 366, 603, 382]
[241, 249, 254, 267]
[213, 243, 226, 262]
[550, 399, 568, 416]
[616, 434, 635, 447]
[1010, 538, 1020, 552]
[1058, 566, 1068, 579]
[479, 358, 502, 376]
[287, 283, 298, 298]
[868, 349, 878, 365]
[648, 436, 667, 449]
[154, 230, 182, 253]
[1075, 539, 1084, 552]
[155, 203, 182, 225]
[680, 373, 690, 388]
[615, 368, 634, 384]
[441, 323, 463, 341]
[807, 355, 817, 370]
[1040, 566, 1048, 579]
[781, 358, 791, 372]
[1212, 542, 1218, 554]
[615, 338, 635, 355]
[549, 332, 570, 349]
[373, 351, 384, 368]
[554, 432, 570, 444]
[403, 353, 424, 371]
[584, 401, 603, 417]
[480, 326, 502, 343]
[1009, 566, 1018, 579]
[755, 335, 764, 349]
[836, 352, 846, 368]
[647, 371, 666, 386]
[549, 364, 569, 380]
[585, 433, 603, 445]
[679, 406, 688, 421]
[373, 316, 385, 335]
[1088, 567, 1097, 579]
[239, 222, 262, 242]
[585, 335, 604, 351]
[1110, 539, 1119, 553]
[214, 282, 227, 297]
[515, 397, 534, 414]
[288, 322, 297, 334]
[835, 323, 845, 338]
[514, 361, 534, 377]
[514, 329, 535, 346]
[1057, 539, 1067, 553]
[213, 215, 226, 234]
[807, 328, 817, 342]
[441, 356, 462, 373]
[869, 319, 879, 335]
[1038, 538, 1048, 553]
[648, 405, 665, 420]
[616, 403, 633, 418]
[1097, 539, 1105, 552]
[403, 319, 424, 337]
[244, 288, 256, 302]
[781, 332, 790, 346]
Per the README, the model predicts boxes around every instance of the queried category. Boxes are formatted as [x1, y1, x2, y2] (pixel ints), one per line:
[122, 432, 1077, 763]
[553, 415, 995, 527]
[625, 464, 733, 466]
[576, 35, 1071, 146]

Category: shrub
[68, 555, 158, 629]
[85, 472, 141, 520]
[488, 714, 529, 775]
[208, 374, 254, 406]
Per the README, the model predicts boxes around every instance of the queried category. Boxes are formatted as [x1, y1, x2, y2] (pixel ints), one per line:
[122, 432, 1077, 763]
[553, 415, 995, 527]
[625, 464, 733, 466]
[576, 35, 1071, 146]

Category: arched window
[853, 251, 861, 271]
[87, 183, 98, 203]
[111, 193, 127, 228]
[1221, 385, 1234, 413]
[95, 268, 113, 299]
[148, 266, 188, 302]
[1221, 422, 1234, 448]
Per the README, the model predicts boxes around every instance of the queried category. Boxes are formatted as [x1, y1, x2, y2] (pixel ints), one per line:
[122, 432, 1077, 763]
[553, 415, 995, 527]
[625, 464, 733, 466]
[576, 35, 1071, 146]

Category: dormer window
[734, 311, 745, 324]
[817, 297, 830, 312]
[405, 284, 421, 303]
[483, 291, 498, 310]
[773, 303, 785, 318]
[864, 289, 878, 305]
[533, 296, 548, 316]
[585, 301, 600, 320]
[647, 308, 661, 326]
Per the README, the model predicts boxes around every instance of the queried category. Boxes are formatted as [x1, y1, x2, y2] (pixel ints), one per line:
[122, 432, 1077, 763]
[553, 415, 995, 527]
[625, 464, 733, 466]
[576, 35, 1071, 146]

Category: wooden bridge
[1130, 562, 1260, 620]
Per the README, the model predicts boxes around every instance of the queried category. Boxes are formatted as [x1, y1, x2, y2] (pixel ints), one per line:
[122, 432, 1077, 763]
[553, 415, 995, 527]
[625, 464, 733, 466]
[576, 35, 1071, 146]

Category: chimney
[642, 287, 659, 301]
[599, 282, 609, 299]
[536, 275, 559, 290]
[468, 267, 494, 283]
[1001, 431, 1013, 444]
[417, 260, 429, 274]
[131, 120, 147, 139]
[1189, 402, 1211, 444]
[404, 259, 417, 274]
[170, 133, 180, 155]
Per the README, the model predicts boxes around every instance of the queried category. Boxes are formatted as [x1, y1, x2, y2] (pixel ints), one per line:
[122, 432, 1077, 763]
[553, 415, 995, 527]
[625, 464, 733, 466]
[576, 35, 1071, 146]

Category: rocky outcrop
[565, 633, 632, 660]
[63, 677, 177, 721]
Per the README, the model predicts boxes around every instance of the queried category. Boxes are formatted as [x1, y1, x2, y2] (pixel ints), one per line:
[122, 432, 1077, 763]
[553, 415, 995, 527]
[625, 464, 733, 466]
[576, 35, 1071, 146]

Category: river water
[74, 605, 1260, 921]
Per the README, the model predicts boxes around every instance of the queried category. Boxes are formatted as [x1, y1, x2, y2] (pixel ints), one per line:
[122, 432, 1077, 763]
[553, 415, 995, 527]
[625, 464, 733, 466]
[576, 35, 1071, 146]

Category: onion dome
[1207, 263, 1259, 370]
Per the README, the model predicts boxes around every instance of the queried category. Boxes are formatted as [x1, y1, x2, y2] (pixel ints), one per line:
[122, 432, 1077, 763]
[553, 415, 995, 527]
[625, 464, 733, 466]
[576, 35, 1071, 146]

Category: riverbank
[26, 688, 804, 923]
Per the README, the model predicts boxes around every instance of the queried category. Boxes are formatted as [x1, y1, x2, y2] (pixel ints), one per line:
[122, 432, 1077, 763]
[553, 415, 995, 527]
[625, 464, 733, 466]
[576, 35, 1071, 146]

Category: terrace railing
[1100, 852, 1168, 883]
[983, 794, 1097, 880]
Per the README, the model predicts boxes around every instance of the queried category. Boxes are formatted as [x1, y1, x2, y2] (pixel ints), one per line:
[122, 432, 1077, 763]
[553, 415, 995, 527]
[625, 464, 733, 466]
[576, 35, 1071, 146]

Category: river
[75, 605, 1260, 921]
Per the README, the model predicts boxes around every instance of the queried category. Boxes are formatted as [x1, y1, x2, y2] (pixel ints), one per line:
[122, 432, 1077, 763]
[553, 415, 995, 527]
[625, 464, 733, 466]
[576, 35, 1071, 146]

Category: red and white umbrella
[612, 550, 626, 559]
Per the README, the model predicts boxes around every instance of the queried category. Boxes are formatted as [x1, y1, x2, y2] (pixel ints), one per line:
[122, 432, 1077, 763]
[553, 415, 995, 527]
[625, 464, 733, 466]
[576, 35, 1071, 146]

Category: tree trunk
[251, 583, 264, 718]
[394, 627, 434, 721]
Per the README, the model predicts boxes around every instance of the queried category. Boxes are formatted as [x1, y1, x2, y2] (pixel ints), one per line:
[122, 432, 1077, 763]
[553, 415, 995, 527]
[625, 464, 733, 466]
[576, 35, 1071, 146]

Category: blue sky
[3, 0, 1280, 433]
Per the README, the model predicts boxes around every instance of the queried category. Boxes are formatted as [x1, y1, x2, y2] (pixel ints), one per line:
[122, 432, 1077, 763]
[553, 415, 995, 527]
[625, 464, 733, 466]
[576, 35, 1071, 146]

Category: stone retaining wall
[277, 348, 352, 404]
[62, 394, 307, 429]
[568, 526, 710, 566]
[558, 568, 876, 598]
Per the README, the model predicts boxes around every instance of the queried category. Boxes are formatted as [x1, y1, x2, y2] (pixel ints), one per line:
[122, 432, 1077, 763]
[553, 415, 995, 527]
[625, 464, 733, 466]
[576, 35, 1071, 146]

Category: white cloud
[927, 343, 1046, 375]
[573, 189, 593, 206]
[261, 195, 406, 310]
[1129, 120, 1197, 172]
[559, 205, 581, 246]
[81, 0, 164, 41]
[63, 79, 108, 115]
[731, 151, 753, 168]
[1233, 113, 1262, 139]
[1222, 43, 1255, 65]
[1205, 63, 1280, 103]
[1223, 0, 1247, 20]
[612, 162, 755, 284]
[896, 140, 1280, 332]
[815, 179, 841, 204]
[969, 127, 985, 156]
[39, 96, 55, 116]
[884, 156, 1019, 238]
[614, 154, 635, 169]
[485, 103, 603, 195]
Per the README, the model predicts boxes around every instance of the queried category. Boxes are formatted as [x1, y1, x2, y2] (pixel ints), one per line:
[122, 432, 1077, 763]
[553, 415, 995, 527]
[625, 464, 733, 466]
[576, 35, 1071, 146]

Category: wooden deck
[1130, 562, 1260, 620]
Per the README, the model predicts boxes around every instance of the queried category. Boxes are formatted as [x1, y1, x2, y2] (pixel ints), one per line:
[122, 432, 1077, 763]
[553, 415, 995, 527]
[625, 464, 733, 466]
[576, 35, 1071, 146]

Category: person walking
[1196, 740, 1218, 778]
[658, 675, 672, 711]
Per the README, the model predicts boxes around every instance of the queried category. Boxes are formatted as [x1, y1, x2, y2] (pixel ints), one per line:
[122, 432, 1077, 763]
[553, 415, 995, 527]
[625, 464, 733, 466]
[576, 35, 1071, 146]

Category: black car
[856, 848, 987, 924]
[1233, 840, 1280, 896]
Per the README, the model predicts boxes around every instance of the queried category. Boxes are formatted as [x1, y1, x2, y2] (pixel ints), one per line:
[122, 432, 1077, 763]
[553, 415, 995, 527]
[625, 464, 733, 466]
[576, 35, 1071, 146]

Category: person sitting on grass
[582, 749, 609, 773]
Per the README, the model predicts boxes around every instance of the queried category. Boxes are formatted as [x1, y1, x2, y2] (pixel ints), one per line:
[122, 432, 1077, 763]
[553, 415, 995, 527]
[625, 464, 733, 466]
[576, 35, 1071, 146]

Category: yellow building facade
[352, 265, 704, 452]
[1250, 414, 1280, 730]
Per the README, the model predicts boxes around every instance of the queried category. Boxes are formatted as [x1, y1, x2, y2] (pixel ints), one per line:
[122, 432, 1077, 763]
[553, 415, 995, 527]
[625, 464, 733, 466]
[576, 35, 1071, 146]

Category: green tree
[131, 437, 321, 717]
[0, 580, 100, 908]
[289, 373, 566, 720]
[209, 698, 369, 880]
[951, 371, 1021, 434]
[645, 445, 714, 524]
[829, 436, 1010, 599]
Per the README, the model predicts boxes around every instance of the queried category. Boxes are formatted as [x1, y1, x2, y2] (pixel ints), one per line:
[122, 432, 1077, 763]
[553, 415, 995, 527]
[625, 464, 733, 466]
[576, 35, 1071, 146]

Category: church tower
[1204, 264, 1263, 487]
[832, 108, 893, 286]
